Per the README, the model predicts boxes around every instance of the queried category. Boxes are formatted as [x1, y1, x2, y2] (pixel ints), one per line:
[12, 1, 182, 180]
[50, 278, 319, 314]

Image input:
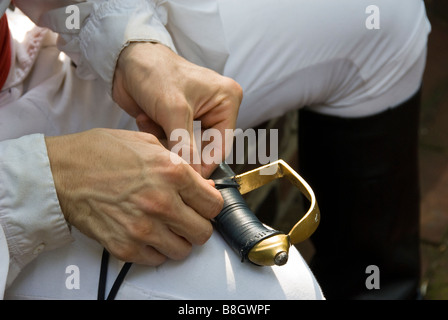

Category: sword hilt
[211, 160, 320, 267]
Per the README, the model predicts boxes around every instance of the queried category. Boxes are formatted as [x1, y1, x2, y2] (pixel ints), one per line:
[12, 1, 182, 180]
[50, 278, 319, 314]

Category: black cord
[107, 261, 133, 300]
[98, 248, 133, 300]
[97, 248, 109, 300]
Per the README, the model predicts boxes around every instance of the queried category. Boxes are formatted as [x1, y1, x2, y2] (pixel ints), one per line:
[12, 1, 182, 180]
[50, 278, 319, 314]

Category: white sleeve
[14, 0, 176, 93]
[0, 134, 73, 292]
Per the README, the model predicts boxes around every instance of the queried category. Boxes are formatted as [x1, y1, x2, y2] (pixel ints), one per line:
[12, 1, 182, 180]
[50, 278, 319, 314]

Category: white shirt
[0, 1, 325, 300]
[0, 0, 430, 299]
[0, 0, 156, 296]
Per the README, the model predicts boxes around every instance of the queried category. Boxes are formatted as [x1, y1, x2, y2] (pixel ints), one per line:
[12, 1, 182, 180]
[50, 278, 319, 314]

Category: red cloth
[0, 13, 12, 90]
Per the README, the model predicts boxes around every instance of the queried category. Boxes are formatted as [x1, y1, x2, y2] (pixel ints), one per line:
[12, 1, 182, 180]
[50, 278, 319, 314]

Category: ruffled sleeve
[19, 0, 176, 93]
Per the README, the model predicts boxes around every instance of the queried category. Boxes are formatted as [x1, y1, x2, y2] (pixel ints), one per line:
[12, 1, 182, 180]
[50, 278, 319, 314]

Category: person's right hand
[45, 128, 223, 266]
[112, 42, 243, 178]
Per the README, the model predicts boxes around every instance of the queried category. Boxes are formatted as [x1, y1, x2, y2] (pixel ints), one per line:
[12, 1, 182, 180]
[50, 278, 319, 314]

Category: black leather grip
[211, 163, 280, 264]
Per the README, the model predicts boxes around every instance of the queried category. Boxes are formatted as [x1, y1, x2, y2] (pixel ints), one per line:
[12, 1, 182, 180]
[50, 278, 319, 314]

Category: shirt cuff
[40, 1, 175, 95]
[0, 134, 73, 286]
[78, 0, 176, 92]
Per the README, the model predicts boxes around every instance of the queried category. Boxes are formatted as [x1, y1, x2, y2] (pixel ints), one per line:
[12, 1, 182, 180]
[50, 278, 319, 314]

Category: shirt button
[33, 243, 45, 255]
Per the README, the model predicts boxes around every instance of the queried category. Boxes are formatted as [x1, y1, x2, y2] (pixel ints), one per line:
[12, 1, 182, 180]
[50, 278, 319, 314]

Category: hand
[112, 42, 243, 178]
[45, 128, 223, 266]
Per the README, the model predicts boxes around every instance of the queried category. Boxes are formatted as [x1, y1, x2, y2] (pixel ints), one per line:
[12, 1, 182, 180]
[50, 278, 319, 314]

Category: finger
[147, 226, 193, 261]
[199, 111, 238, 178]
[206, 179, 216, 188]
[167, 199, 215, 246]
[177, 167, 224, 220]
[112, 220, 193, 264]
[202, 163, 219, 180]
[135, 245, 167, 266]
[136, 113, 166, 140]
[164, 104, 202, 175]
[199, 129, 222, 178]
[101, 234, 168, 267]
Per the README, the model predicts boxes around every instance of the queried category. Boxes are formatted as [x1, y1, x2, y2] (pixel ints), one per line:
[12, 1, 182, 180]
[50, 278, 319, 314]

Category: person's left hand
[112, 42, 243, 178]
[45, 128, 224, 266]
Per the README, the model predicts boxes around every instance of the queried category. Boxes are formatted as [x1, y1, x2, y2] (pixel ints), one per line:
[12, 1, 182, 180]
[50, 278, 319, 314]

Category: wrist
[44, 135, 77, 223]
[113, 42, 160, 96]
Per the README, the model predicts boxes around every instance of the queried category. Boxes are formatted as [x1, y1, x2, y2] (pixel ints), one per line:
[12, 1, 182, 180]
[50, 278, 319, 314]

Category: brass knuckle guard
[235, 160, 320, 266]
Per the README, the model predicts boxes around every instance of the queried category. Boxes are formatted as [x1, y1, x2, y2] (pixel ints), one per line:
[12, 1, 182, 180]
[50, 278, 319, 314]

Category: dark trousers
[298, 90, 421, 299]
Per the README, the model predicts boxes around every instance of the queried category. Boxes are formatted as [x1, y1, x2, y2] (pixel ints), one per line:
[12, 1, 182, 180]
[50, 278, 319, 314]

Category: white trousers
[4, 0, 430, 300]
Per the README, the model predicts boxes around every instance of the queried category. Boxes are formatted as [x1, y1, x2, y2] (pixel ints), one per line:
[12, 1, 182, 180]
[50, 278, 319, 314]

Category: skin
[112, 42, 243, 178]
[45, 42, 243, 266]
[45, 129, 223, 265]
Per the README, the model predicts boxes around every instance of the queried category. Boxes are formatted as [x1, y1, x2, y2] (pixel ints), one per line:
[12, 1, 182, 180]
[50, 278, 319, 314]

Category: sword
[211, 160, 320, 266]
[98, 159, 320, 299]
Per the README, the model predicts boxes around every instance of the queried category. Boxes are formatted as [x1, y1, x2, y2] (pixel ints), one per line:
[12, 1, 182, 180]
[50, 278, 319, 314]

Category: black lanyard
[97, 248, 133, 300]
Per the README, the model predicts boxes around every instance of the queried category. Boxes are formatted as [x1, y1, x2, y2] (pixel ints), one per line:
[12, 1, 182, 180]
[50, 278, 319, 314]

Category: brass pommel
[247, 234, 290, 266]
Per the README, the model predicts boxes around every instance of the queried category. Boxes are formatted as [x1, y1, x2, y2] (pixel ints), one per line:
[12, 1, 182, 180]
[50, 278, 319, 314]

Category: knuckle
[170, 97, 192, 118]
[149, 254, 168, 267]
[223, 77, 243, 102]
[139, 131, 160, 145]
[206, 191, 224, 219]
[171, 243, 193, 261]
[232, 82, 244, 101]
[139, 189, 173, 215]
[127, 219, 155, 242]
[165, 162, 189, 184]
[109, 243, 138, 263]
[195, 222, 214, 245]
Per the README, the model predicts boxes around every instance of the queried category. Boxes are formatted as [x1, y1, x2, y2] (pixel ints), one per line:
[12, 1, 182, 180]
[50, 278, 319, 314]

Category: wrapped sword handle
[211, 160, 320, 266]
[213, 179, 285, 265]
